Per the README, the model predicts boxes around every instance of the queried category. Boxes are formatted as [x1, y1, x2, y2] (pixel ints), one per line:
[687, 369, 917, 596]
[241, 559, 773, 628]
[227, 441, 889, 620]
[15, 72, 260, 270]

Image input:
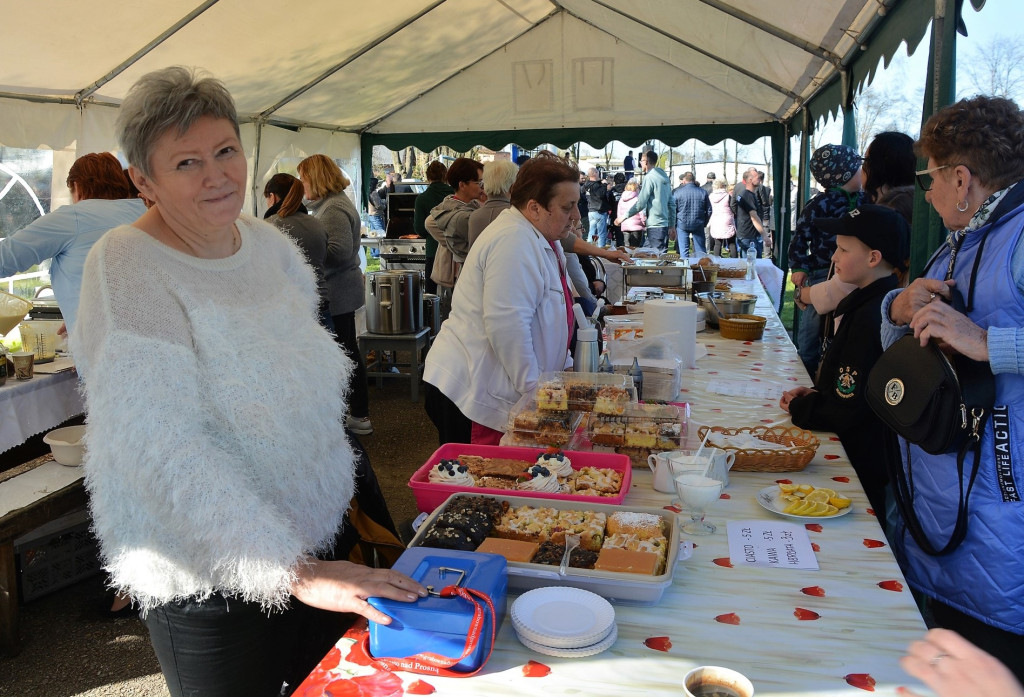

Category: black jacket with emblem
[788, 274, 899, 516]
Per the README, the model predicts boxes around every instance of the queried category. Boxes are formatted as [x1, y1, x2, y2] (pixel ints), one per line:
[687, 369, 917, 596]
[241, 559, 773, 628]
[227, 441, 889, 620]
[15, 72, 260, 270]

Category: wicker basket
[716, 266, 748, 279]
[698, 425, 820, 472]
[718, 314, 766, 340]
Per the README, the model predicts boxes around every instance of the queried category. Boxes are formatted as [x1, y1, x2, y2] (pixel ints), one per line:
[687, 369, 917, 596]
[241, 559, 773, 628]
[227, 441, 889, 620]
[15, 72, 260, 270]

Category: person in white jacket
[424, 152, 580, 445]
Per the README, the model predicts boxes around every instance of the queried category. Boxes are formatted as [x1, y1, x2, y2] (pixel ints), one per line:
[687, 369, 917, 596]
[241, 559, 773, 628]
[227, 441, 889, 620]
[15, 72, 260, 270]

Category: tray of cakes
[585, 402, 688, 466]
[409, 444, 632, 513]
[409, 492, 681, 604]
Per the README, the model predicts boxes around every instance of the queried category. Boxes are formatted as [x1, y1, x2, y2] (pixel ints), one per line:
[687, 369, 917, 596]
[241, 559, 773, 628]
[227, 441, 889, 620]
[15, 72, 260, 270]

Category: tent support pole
[74, 0, 221, 104]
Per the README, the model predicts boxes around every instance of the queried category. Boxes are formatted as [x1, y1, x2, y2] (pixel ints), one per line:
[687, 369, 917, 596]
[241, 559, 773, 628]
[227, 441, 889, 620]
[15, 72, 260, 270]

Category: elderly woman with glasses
[881, 95, 1024, 684]
[71, 67, 425, 697]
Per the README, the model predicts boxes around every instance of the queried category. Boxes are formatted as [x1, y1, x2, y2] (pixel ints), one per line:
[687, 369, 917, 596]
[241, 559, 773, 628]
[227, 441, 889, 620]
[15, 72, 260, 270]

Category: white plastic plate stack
[510, 586, 617, 658]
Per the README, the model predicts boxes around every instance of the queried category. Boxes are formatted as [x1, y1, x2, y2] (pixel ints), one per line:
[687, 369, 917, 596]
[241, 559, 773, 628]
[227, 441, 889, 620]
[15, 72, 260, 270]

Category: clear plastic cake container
[506, 394, 584, 447]
[408, 443, 631, 513]
[534, 371, 634, 413]
[408, 492, 681, 605]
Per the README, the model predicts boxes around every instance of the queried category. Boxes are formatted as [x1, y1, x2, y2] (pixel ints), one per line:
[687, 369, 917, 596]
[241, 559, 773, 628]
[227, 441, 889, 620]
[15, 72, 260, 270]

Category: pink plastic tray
[408, 443, 632, 514]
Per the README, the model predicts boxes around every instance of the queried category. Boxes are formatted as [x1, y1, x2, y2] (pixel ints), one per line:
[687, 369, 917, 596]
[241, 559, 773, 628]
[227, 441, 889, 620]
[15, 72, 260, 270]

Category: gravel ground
[0, 379, 431, 695]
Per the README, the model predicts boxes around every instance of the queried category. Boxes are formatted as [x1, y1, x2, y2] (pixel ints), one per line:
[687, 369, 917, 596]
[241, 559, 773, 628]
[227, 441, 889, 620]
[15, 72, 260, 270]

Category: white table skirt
[0, 370, 84, 454]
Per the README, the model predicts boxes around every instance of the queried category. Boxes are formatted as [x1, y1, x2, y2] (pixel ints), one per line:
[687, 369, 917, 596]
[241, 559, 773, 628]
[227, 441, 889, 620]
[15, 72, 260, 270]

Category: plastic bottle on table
[628, 356, 644, 401]
[746, 246, 757, 280]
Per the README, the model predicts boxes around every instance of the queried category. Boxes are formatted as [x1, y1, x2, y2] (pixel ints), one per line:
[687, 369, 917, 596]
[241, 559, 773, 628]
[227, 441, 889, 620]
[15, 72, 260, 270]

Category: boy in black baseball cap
[779, 204, 910, 527]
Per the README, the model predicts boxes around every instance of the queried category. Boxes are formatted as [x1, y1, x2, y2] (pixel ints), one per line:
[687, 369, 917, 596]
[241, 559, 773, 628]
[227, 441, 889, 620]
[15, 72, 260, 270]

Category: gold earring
[956, 199, 969, 212]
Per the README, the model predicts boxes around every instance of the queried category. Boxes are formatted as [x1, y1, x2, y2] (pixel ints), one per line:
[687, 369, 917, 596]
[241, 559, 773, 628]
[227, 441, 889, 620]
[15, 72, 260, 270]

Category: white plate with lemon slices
[756, 484, 853, 521]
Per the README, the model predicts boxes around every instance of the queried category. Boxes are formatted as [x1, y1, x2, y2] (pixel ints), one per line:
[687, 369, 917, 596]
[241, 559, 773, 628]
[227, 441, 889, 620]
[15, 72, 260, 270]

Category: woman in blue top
[0, 152, 146, 331]
[881, 95, 1024, 683]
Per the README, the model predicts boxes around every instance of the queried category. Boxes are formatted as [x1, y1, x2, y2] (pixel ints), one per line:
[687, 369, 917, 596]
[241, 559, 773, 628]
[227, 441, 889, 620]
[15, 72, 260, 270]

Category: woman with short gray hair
[71, 66, 425, 696]
[467, 158, 519, 247]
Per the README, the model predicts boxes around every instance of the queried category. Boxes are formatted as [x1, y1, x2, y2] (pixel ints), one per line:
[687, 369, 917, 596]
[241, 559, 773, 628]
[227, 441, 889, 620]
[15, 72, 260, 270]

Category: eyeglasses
[915, 163, 958, 191]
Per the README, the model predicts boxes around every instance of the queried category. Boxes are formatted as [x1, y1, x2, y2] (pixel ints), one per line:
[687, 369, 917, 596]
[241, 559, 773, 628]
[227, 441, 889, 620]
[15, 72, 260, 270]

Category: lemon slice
[815, 488, 837, 498]
[808, 501, 831, 515]
[783, 500, 803, 514]
[792, 501, 817, 515]
[797, 484, 814, 494]
[829, 496, 852, 510]
[778, 483, 798, 494]
[823, 504, 839, 516]
[806, 491, 831, 503]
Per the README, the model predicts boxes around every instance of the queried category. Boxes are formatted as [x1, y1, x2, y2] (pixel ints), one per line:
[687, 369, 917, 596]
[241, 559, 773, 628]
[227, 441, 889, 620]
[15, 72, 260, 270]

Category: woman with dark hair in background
[298, 154, 373, 436]
[264, 172, 332, 331]
[414, 160, 453, 295]
[427, 157, 484, 274]
[0, 152, 146, 332]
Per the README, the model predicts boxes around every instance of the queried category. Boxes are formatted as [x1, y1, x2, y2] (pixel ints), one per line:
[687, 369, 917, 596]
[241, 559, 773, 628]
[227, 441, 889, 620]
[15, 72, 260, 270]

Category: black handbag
[864, 291, 994, 456]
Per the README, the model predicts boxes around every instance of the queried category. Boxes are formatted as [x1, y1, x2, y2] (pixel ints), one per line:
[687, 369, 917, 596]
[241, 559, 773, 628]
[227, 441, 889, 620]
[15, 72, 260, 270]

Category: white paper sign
[707, 379, 784, 401]
[726, 520, 819, 570]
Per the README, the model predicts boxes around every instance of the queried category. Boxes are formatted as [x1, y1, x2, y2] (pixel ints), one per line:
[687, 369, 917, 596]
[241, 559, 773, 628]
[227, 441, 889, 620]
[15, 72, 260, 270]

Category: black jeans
[332, 310, 369, 419]
[424, 382, 471, 446]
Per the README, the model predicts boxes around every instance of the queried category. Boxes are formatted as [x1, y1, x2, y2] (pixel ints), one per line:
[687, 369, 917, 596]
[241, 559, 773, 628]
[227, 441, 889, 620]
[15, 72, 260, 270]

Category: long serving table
[297, 277, 930, 696]
[0, 367, 83, 454]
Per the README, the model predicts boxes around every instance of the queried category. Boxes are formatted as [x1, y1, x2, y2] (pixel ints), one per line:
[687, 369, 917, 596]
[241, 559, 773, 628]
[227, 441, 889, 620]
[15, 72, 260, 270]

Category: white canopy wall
[0, 0, 953, 218]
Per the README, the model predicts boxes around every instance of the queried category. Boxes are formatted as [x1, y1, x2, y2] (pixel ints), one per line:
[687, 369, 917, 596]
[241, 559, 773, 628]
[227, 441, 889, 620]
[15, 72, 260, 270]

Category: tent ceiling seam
[585, 0, 801, 104]
[364, 7, 559, 132]
[74, 0, 221, 104]
[694, 0, 841, 65]
[257, 0, 448, 120]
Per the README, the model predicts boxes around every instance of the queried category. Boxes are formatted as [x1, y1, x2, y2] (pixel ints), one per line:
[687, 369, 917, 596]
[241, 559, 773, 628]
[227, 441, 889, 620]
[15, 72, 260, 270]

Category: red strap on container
[357, 585, 496, 677]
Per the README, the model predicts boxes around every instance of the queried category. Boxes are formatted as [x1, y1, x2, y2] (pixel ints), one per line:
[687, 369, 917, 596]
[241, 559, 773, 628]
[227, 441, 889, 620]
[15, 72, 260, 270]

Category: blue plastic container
[367, 547, 508, 673]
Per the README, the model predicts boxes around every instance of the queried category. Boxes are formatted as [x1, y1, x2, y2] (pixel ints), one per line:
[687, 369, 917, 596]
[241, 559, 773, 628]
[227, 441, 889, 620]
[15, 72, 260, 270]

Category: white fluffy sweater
[70, 216, 356, 612]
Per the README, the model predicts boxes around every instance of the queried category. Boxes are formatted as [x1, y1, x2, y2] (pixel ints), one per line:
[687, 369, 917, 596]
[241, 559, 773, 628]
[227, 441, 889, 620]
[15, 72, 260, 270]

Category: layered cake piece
[566, 381, 598, 411]
[476, 537, 540, 563]
[494, 505, 559, 543]
[531, 540, 598, 569]
[593, 547, 660, 575]
[624, 422, 657, 448]
[594, 385, 629, 415]
[603, 532, 669, 574]
[607, 511, 665, 539]
[512, 410, 574, 446]
[588, 415, 625, 446]
[536, 381, 568, 411]
[549, 509, 606, 551]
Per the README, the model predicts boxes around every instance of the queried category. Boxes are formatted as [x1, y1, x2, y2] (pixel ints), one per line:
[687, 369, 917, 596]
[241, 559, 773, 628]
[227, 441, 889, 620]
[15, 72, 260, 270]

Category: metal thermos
[574, 327, 600, 374]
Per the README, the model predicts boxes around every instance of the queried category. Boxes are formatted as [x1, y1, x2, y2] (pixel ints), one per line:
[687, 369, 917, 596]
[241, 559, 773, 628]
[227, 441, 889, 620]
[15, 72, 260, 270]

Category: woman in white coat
[424, 152, 579, 445]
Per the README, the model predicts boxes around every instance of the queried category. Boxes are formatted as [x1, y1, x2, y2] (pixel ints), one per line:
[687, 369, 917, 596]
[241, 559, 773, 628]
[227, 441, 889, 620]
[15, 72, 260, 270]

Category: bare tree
[960, 34, 1024, 102]
[854, 75, 922, 149]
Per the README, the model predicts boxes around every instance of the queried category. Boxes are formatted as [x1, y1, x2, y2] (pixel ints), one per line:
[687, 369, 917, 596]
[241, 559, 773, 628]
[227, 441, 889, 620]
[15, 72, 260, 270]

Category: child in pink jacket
[618, 180, 647, 247]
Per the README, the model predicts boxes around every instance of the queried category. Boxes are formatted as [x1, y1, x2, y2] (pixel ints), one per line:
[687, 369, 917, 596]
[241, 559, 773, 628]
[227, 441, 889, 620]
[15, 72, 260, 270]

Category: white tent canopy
[0, 0, 937, 214]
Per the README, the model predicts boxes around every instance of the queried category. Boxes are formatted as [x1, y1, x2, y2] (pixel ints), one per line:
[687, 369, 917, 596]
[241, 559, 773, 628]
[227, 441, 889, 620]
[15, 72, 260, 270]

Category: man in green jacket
[615, 150, 673, 251]
[414, 160, 455, 294]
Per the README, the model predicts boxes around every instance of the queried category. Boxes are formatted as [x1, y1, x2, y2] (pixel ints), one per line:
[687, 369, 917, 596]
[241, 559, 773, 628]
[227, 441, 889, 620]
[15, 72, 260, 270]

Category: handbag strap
[358, 585, 496, 677]
[888, 418, 987, 556]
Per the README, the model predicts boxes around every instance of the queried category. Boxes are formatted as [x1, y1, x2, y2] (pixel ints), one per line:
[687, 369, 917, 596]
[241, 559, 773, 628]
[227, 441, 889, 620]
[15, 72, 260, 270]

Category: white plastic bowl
[43, 425, 86, 466]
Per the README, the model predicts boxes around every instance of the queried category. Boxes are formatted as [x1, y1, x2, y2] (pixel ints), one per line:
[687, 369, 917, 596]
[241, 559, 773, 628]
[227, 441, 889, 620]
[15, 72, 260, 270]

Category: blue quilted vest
[892, 195, 1024, 633]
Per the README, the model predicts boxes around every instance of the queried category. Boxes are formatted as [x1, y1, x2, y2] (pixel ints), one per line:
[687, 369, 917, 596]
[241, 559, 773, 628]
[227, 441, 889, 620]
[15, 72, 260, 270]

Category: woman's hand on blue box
[291, 558, 428, 624]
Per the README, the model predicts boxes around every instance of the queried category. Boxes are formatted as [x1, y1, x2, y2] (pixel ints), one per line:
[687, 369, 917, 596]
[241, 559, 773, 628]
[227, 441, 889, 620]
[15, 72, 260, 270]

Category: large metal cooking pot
[365, 271, 423, 334]
[694, 292, 757, 327]
[624, 263, 686, 287]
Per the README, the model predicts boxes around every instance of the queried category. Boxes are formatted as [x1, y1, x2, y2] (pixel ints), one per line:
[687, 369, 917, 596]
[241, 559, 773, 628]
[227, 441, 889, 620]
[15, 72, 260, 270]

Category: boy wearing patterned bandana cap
[789, 143, 865, 375]
[780, 204, 910, 530]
